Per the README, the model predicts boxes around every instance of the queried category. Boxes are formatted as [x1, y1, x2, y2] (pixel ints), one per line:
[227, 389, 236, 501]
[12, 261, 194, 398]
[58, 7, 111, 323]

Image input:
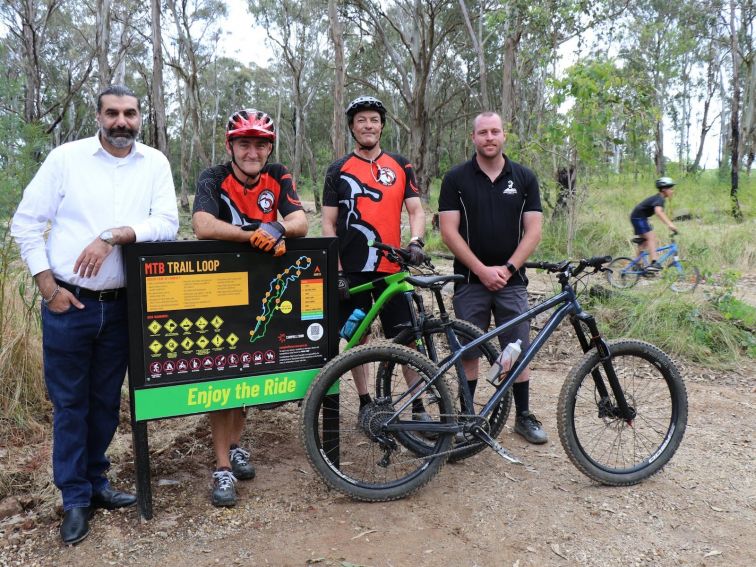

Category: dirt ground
[1, 345, 754, 567]
[1, 255, 755, 567]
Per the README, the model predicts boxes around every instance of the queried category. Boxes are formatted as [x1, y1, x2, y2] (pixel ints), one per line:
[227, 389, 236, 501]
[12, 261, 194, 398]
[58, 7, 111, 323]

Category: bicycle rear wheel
[392, 318, 512, 462]
[605, 257, 641, 289]
[300, 342, 454, 501]
[667, 262, 701, 293]
[557, 339, 687, 486]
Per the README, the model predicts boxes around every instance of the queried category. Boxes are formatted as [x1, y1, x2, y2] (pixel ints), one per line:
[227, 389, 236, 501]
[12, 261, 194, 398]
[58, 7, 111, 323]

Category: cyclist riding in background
[630, 177, 679, 273]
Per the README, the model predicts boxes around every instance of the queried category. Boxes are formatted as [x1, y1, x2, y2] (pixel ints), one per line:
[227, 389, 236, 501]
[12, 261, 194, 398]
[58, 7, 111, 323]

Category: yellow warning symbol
[180, 318, 193, 332]
[149, 340, 163, 354]
[195, 316, 208, 330]
[211, 334, 225, 347]
[181, 337, 195, 350]
[147, 321, 162, 335]
[165, 339, 179, 352]
[163, 319, 178, 333]
[226, 333, 239, 346]
[211, 315, 224, 329]
[196, 336, 209, 349]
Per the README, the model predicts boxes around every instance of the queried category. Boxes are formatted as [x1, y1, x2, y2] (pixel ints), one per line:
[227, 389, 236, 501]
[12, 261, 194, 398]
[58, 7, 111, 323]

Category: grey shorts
[452, 284, 531, 360]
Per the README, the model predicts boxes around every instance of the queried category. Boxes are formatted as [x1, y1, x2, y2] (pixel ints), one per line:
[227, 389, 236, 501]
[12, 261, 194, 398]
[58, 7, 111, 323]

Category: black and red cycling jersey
[193, 162, 303, 224]
[323, 151, 419, 273]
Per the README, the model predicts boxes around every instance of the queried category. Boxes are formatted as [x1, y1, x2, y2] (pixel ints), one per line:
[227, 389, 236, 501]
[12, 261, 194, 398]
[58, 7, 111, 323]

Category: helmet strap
[229, 145, 263, 189]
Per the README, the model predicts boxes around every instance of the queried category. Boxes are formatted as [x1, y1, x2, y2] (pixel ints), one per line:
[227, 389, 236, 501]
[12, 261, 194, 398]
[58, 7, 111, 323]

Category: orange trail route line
[249, 256, 312, 343]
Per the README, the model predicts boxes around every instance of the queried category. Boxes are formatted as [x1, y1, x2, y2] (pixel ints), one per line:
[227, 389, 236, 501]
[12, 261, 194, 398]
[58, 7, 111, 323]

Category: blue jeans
[42, 296, 129, 510]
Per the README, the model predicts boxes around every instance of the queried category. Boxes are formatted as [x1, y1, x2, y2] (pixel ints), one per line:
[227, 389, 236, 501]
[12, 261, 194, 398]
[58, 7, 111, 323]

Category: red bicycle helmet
[226, 109, 276, 142]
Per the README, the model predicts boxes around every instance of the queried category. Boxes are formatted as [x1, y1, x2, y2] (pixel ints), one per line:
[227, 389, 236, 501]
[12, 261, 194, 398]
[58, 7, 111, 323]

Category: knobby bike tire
[300, 342, 455, 501]
[392, 318, 512, 462]
[605, 257, 641, 289]
[667, 262, 702, 293]
[557, 339, 687, 486]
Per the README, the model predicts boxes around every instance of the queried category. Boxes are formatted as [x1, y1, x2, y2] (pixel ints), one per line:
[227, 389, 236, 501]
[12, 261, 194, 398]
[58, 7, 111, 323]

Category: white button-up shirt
[11, 135, 179, 290]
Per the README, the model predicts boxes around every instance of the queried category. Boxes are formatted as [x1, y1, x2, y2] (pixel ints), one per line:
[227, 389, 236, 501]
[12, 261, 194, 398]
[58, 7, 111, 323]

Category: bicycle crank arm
[471, 426, 522, 465]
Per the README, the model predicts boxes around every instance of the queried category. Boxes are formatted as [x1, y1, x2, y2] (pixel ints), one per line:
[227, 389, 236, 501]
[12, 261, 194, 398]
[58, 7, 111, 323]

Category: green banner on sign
[133, 368, 329, 421]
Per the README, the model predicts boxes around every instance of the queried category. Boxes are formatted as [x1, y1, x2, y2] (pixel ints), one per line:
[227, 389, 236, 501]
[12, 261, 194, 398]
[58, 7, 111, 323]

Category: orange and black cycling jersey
[193, 162, 303, 225]
[323, 151, 419, 273]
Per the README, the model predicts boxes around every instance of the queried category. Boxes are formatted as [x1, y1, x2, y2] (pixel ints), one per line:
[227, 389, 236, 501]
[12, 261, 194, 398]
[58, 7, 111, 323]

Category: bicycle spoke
[558, 340, 687, 485]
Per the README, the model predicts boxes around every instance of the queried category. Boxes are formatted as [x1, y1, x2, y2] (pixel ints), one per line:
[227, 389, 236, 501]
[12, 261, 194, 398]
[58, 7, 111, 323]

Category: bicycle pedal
[471, 426, 522, 465]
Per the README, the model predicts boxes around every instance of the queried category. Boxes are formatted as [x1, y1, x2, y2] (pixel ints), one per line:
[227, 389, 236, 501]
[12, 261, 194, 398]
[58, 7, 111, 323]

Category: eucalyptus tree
[328, 0, 347, 159]
[164, 0, 225, 208]
[249, 0, 329, 204]
[350, 0, 463, 200]
[0, 0, 95, 141]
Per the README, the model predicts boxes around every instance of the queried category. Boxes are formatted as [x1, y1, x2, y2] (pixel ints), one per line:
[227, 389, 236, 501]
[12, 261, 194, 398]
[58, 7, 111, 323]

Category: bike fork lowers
[571, 312, 636, 423]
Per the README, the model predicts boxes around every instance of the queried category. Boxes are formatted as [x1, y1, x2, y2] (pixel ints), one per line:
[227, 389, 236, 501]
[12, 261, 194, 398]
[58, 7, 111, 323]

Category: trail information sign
[124, 238, 338, 518]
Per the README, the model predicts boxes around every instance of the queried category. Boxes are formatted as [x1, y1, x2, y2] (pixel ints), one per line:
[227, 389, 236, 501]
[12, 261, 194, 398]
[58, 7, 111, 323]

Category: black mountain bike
[300, 256, 688, 501]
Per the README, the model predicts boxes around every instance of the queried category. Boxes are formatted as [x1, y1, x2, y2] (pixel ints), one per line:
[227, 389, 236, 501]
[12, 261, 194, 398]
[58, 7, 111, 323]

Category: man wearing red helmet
[192, 108, 308, 506]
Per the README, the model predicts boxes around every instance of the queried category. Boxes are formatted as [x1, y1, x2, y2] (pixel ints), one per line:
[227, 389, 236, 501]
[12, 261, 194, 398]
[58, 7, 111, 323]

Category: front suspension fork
[570, 312, 635, 421]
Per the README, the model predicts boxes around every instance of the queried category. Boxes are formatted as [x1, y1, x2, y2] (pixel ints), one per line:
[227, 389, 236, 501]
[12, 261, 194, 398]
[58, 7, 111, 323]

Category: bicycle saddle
[406, 274, 463, 289]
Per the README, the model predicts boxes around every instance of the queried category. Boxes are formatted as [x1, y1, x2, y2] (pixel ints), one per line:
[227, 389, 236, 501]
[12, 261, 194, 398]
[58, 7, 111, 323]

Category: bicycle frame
[343, 272, 418, 350]
[384, 268, 634, 436]
[626, 242, 683, 274]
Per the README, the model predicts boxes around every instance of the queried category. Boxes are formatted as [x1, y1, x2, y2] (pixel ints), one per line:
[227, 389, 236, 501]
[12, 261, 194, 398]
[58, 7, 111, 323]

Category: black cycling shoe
[514, 411, 548, 444]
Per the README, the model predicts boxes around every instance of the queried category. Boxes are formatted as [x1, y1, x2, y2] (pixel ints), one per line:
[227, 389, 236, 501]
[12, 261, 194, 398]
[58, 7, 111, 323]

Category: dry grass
[0, 228, 50, 505]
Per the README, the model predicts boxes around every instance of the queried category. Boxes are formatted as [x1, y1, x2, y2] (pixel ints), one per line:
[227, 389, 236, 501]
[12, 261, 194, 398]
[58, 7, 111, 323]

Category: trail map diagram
[250, 255, 313, 343]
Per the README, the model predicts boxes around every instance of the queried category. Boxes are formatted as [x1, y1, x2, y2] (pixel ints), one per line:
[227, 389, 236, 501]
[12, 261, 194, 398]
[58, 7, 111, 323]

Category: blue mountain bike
[606, 232, 701, 293]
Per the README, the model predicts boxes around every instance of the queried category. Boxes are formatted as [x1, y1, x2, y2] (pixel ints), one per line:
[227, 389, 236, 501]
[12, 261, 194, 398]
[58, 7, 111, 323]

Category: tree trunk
[654, 117, 664, 175]
[95, 0, 112, 89]
[19, 0, 43, 123]
[729, 0, 743, 221]
[500, 30, 521, 128]
[304, 139, 321, 212]
[328, 0, 346, 159]
[150, 0, 168, 156]
[690, 43, 718, 172]
[458, 0, 489, 110]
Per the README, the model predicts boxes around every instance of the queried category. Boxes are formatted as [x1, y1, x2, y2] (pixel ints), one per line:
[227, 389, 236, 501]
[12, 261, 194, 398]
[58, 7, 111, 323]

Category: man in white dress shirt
[11, 84, 179, 545]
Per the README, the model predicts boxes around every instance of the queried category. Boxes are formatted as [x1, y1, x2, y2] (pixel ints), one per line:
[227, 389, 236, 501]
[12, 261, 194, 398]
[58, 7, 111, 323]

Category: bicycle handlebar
[525, 256, 612, 277]
[369, 240, 434, 270]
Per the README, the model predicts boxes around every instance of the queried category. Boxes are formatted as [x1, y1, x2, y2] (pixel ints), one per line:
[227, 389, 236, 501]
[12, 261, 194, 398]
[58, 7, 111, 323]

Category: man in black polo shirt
[438, 111, 546, 444]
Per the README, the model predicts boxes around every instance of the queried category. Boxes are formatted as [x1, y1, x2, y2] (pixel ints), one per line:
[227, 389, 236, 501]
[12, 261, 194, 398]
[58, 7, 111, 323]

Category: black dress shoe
[91, 488, 137, 510]
[61, 507, 91, 545]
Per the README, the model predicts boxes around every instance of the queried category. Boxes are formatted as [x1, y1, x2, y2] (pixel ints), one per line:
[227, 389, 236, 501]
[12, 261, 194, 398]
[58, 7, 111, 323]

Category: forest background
[1, 0, 755, 428]
[0, 2, 755, 553]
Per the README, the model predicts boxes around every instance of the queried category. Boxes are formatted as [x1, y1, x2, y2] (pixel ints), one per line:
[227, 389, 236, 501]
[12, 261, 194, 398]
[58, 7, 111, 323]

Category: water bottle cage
[487, 369, 510, 388]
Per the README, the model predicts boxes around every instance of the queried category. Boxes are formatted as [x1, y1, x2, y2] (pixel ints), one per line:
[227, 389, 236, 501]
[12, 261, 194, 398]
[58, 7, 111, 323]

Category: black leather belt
[55, 279, 126, 302]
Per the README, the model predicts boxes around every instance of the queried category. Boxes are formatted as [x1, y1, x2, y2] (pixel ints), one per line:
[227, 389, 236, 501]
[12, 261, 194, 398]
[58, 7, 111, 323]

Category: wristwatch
[99, 230, 116, 246]
[505, 262, 517, 275]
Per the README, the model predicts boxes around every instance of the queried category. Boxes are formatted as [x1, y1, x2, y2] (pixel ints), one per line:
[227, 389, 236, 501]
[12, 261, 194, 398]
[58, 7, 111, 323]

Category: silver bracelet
[42, 285, 60, 304]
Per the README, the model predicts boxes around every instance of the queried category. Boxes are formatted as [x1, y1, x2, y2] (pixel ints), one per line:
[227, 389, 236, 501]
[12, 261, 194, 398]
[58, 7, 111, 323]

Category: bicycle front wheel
[557, 339, 687, 486]
[605, 257, 641, 289]
[300, 342, 455, 501]
[392, 318, 512, 462]
[667, 262, 702, 293]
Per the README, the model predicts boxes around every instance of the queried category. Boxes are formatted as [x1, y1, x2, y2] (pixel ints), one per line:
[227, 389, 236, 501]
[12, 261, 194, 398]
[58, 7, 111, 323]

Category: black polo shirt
[438, 153, 542, 286]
